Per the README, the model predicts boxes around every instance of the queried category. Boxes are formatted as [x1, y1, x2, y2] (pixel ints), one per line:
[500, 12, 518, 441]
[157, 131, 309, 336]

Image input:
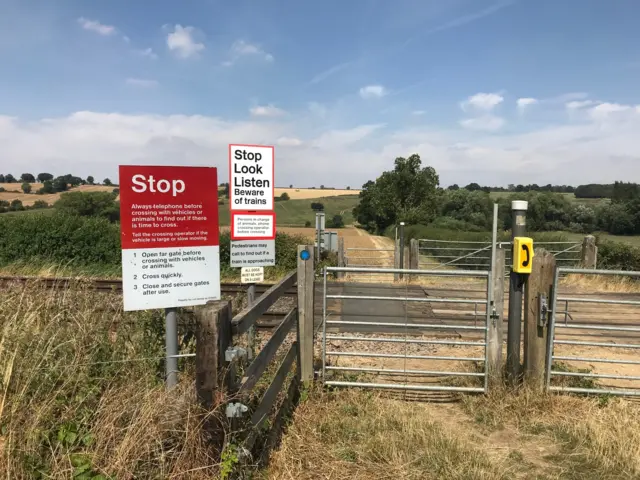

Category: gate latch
[538, 294, 549, 327]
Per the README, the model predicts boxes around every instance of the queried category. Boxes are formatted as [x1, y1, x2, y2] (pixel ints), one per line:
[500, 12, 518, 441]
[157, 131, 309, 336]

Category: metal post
[315, 212, 324, 265]
[247, 284, 256, 360]
[506, 200, 527, 384]
[490, 203, 498, 298]
[165, 307, 178, 388]
[399, 222, 405, 280]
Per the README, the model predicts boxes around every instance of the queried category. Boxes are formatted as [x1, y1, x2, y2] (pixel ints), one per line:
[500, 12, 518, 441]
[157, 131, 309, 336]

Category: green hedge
[598, 241, 640, 271]
[0, 212, 309, 276]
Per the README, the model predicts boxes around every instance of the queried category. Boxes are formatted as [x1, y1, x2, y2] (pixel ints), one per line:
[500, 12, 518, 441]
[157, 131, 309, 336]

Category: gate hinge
[538, 293, 549, 327]
[225, 346, 248, 363]
[225, 402, 248, 418]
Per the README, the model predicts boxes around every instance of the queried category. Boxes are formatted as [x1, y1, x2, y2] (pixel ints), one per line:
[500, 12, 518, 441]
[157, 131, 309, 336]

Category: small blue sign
[300, 249, 310, 261]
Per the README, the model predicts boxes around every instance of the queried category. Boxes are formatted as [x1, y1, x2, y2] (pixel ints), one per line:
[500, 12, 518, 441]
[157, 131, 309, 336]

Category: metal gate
[546, 267, 640, 396]
[321, 266, 492, 393]
[418, 239, 582, 270]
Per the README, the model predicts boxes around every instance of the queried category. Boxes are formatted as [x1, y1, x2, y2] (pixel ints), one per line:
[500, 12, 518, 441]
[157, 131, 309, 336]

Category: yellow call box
[512, 237, 534, 273]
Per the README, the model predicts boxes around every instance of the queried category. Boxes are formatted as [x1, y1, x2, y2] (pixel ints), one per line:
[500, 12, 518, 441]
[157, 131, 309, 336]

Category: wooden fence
[194, 245, 315, 467]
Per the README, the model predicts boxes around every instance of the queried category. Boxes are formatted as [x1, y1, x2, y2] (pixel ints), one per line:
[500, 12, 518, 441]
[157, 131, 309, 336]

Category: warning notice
[230, 240, 276, 267]
[229, 144, 274, 211]
[231, 212, 275, 240]
[119, 165, 221, 311]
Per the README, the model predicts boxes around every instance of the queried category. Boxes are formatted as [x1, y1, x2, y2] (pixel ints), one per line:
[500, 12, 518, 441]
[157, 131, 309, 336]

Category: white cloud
[412, 110, 426, 116]
[359, 85, 387, 99]
[250, 105, 286, 117]
[125, 78, 158, 88]
[223, 40, 274, 66]
[459, 115, 505, 131]
[516, 97, 538, 112]
[277, 137, 303, 146]
[166, 25, 204, 58]
[309, 62, 352, 84]
[134, 48, 158, 60]
[461, 92, 504, 111]
[588, 102, 635, 120]
[549, 92, 589, 104]
[566, 100, 595, 110]
[77, 17, 115, 36]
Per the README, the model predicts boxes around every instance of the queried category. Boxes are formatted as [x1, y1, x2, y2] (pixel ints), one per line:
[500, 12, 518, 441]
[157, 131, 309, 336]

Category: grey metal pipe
[165, 307, 178, 388]
[554, 340, 640, 349]
[507, 200, 527, 384]
[326, 294, 487, 305]
[322, 267, 327, 380]
[558, 296, 640, 306]
[553, 355, 640, 365]
[326, 266, 489, 276]
[325, 381, 485, 393]
[551, 371, 640, 381]
[325, 335, 486, 346]
[555, 324, 640, 332]
[559, 268, 640, 276]
[326, 351, 484, 361]
[326, 366, 484, 377]
[549, 386, 640, 396]
[399, 222, 405, 279]
[326, 320, 485, 330]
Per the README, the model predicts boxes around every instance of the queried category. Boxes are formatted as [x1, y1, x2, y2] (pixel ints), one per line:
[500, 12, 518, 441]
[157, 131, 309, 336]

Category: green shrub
[54, 191, 120, 222]
[598, 241, 640, 271]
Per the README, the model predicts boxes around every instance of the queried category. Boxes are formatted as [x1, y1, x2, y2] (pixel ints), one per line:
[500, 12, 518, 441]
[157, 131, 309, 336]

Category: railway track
[0, 276, 297, 297]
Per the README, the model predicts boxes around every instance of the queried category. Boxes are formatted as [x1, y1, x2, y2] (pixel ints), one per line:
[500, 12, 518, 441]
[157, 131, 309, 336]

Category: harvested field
[275, 187, 360, 199]
[0, 184, 117, 206]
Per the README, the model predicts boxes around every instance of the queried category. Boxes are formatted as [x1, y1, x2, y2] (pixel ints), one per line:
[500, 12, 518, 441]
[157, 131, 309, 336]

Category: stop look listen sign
[119, 165, 221, 311]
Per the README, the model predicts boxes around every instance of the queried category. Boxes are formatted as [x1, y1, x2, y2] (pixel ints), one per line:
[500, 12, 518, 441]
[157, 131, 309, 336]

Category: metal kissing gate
[546, 267, 640, 397]
[321, 266, 493, 393]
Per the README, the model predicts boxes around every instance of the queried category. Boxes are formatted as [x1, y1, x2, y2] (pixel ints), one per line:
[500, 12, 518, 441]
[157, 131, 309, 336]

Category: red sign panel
[119, 165, 219, 249]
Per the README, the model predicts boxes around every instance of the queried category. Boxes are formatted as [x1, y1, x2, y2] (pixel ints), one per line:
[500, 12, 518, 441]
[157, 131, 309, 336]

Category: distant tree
[447, 184, 460, 191]
[112, 188, 120, 196]
[5, 174, 16, 183]
[219, 183, 230, 198]
[346, 186, 351, 190]
[289, 184, 293, 188]
[103, 178, 113, 186]
[10, 199, 24, 211]
[38, 180, 55, 194]
[87, 175, 95, 185]
[54, 191, 119, 222]
[20, 173, 36, 183]
[21, 182, 32, 194]
[330, 214, 344, 228]
[464, 182, 481, 191]
[320, 185, 325, 189]
[32, 200, 49, 209]
[575, 183, 614, 199]
[52, 177, 69, 192]
[280, 192, 290, 201]
[305, 220, 312, 227]
[0, 174, 4, 183]
[310, 202, 325, 212]
[612, 181, 640, 203]
[37, 172, 54, 182]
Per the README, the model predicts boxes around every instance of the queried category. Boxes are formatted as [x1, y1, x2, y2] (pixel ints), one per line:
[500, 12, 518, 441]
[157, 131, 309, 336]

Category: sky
[1, 0, 640, 188]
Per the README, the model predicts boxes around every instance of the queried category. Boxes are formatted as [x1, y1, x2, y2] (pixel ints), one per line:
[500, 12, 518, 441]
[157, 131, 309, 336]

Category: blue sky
[1, 0, 639, 187]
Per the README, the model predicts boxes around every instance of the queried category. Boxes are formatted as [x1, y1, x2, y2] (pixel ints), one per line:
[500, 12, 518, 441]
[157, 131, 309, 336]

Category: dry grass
[274, 188, 360, 199]
[561, 273, 640, 293]
[0, 283, 223, 479]
[0, 185, 117, 206]
[265, 388, 509, 480]
[463, 385, 640, 478]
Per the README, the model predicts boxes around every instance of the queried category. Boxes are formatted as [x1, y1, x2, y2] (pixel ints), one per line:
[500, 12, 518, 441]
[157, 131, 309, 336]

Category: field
[489, 191, 608, 206]
[218, 194, 359, 226]
[0, 184, 117, 206]
[275, 187, 360, 199]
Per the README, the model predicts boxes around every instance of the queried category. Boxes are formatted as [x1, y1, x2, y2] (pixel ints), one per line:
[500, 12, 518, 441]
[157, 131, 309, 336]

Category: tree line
[354, 154, 640, 236]
[449, 183, 575, 193]
[0, 173, 114, 195]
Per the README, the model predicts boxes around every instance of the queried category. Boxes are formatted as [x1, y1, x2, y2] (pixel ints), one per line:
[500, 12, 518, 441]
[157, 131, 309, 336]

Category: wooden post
[195, 300, 233, 408]
[488, 248, 505, 380]
[523, 249, 556, 389]
[337, 236, 345, 279]
[581, 235, 597, 269]
[394, 240, 400, 281]
[297, 245, 315, 383]
[410, 239, 419, 281]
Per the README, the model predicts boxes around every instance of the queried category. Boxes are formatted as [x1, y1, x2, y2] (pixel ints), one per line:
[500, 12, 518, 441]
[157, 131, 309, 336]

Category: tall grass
[0, 283, 222, 479]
